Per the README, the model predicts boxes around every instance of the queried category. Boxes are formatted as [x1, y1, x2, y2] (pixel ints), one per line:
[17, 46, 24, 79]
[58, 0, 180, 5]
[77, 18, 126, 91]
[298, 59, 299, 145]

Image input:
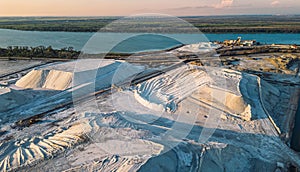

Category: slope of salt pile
[116, 65, 281, 124]
[0, 59, 145, 125]
[0, 88, 32, 113]
[15, 59, 118, 91]
[195, 86, 248, 114]
[15, 69, 46, 88]
[41, 70, 73, 90]
[15, 69, 73, 90]
[134, 65, 212, 112]
[0, 123, 91, 172]
[113, 65, 250, 118]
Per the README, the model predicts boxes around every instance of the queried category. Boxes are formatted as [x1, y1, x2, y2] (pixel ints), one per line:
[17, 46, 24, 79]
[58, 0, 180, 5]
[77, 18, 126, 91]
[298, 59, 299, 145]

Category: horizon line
[0, 14, 300, 18]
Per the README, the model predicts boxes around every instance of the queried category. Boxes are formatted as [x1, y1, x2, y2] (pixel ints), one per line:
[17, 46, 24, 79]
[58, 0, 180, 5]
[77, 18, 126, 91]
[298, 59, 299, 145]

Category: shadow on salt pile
[0, 88, 60, 123]
[105, 65, 299, 170]
[138, 140, 283, 172]
[79, 111, 300, 171]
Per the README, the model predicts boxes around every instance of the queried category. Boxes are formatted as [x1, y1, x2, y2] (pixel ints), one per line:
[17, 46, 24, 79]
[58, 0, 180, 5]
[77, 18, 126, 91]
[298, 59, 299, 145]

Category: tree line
[1, 16, 300, 33]
[0, 46, 80, 59]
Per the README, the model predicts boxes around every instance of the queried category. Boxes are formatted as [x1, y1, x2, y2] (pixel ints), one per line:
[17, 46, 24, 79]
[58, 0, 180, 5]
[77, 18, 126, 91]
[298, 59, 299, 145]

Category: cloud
[271, 0, 280, 6]
[215, 0, 234, 9]
[166, 5, 214, 11]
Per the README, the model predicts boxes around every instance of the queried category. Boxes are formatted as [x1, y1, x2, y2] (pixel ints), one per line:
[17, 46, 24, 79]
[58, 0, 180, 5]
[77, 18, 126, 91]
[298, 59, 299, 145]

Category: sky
[0, 0, 299, 16]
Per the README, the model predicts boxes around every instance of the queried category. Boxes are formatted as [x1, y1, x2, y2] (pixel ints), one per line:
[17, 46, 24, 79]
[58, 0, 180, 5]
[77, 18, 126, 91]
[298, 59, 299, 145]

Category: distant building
[241, 40, 257, 46]
[223, 37, 258, 47]
[291, 44, 297, 49]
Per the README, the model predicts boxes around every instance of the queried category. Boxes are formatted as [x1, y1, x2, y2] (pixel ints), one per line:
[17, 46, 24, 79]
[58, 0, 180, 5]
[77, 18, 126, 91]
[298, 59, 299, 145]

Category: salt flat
[0, 44, 299, 171]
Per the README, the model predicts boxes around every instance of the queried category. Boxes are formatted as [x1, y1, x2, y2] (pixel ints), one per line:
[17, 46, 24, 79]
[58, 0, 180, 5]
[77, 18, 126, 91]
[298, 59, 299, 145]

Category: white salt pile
[134, 65, 211, 112]
[176, 43, 220, 53]
[15, 59, 119, 91]
[0, 123, 91, 171]
[15, 69, 73, 90]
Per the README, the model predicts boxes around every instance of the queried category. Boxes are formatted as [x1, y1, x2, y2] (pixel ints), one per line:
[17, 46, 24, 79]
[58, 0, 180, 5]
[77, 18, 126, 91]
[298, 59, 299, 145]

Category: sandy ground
[0, 60, 43, 76]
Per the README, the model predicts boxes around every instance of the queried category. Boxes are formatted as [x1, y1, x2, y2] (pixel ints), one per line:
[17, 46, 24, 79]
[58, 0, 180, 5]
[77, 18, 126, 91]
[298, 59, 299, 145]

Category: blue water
[0, 29, 299, 53]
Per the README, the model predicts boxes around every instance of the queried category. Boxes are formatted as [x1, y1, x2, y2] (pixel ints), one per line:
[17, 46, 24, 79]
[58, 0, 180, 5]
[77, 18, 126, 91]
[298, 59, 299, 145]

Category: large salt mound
[134, 66, 212, 112]
[15, 69, 73, 90]
[15, 59, 121, 90]
[15, 59, 119, 91]
[0, 123, 92, 172]
[115, 65, 281, 123]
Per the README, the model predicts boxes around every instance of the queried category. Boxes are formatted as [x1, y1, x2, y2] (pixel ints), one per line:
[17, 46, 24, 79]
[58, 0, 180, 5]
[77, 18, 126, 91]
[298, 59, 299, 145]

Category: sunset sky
[0, 0, 299, 16]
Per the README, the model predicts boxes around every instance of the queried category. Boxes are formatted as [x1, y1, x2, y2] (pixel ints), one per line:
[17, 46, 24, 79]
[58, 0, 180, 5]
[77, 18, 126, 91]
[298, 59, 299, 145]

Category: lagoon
[0, 29, 299, 53]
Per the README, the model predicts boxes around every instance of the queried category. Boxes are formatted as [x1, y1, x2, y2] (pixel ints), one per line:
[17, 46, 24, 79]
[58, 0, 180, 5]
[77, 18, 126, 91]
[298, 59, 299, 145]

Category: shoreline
[1, 27, 300, 34]
[2, 28, 300, 35]
[0, 44, 299, 61]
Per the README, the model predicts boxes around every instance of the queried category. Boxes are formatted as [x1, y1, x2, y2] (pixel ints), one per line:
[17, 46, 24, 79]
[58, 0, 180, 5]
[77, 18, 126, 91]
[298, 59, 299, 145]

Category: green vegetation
[0, 46, 134, 60]
[0, 17, 116, 32]
[0, 46, 80, 59]
[0, 15, 299, 33]
[186, 15, 300, 33]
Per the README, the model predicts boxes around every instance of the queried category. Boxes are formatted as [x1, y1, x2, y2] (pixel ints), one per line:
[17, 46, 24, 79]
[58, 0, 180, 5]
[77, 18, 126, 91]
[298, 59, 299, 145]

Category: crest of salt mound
[16, 69, 73, 90]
